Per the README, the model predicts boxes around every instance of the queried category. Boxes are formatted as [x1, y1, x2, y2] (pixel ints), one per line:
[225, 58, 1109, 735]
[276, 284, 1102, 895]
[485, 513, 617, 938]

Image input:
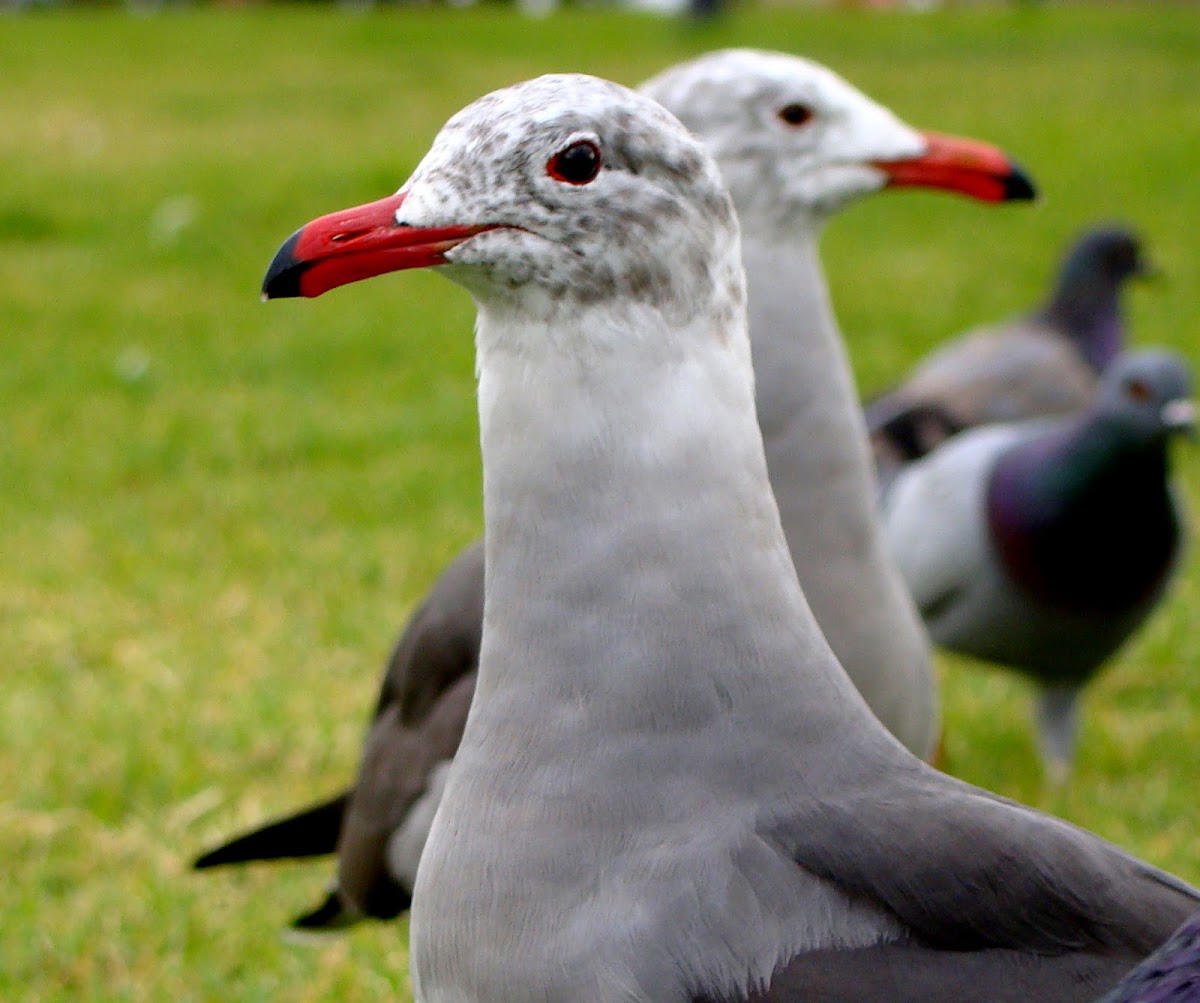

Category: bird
[868, 225, 1155, 477]
[881, 348, 1193, 778]
[195, 49, 1038, 927]
[259, 72, 1198, 1002]
[1095, 909, 1200, 1002]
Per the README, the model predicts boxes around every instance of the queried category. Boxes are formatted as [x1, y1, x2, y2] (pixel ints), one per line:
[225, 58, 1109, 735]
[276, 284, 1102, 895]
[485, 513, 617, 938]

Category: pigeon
[1095, 909, 1200, 1003]
[196, 50, 1038, 925]
[260, 72, 1198, 1002]
[882, 348, 1193, 777]
[868, 225, 1155, 476]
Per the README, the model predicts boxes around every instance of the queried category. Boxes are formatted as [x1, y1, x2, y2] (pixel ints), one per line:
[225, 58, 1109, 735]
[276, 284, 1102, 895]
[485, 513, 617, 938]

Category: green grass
[2, 5, 1199, 1000]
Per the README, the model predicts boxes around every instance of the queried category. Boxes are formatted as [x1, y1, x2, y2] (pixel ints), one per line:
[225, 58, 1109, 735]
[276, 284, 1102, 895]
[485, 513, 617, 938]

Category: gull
[196, 51, 1038, 928]
[261, 72, 1197, 1002]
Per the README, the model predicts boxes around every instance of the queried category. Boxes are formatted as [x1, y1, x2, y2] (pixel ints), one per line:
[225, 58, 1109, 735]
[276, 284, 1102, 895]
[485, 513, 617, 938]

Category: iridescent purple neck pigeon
[883, 349, 1193, 777]
[868, 225, 1154, 477]
[194, 49, 1039, 930]
[1096, 909, 1200, 1003]
[245, 73, 1199, 1003]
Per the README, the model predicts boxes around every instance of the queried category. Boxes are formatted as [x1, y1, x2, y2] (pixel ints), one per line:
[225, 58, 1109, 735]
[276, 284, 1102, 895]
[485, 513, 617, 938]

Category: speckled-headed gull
[196, 49, 1038, 926]
[882, 349, 1192, 778]
[261, 72, 1196, 1002]
[868, 225, 1154, 475]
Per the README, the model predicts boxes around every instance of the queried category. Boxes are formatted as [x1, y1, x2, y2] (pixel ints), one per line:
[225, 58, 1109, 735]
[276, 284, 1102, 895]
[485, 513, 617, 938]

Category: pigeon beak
[1135, 254, 1163, 282]
[1161, 398, 1196, 436]
[875, 131, 1037, 203]
[262, 191, 496, 299]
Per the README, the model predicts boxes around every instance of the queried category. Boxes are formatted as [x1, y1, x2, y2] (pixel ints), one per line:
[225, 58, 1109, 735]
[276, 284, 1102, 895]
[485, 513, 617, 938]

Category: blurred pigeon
[882, 349, 1193, 778]
[261, 73, 1198, 1001]
[196, 50, 1037, 926]
[869, 225, 1155, 476]
[1096, 909, 1200, 1002]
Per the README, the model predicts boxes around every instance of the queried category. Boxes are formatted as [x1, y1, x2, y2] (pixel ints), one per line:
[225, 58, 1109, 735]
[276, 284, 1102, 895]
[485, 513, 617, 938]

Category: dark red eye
[777, 103, 814, 128]
[1126, 378, 1152, 402]
[547, 140, 602, 185]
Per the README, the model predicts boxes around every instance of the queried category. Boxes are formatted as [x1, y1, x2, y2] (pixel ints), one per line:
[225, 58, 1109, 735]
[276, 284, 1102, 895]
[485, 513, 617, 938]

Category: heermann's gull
[261, 72, 1197, 1002]
[882, 349, 1192, 777]
[195, 50, 1039, 927]
[868, 225, 1155, 477]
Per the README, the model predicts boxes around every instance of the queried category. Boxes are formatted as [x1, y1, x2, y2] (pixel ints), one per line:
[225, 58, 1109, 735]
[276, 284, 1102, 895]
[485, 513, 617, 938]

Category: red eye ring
[547, 140, 602, 185]
[1126, 378, 1152, 402]
[777, 103, 814, 128]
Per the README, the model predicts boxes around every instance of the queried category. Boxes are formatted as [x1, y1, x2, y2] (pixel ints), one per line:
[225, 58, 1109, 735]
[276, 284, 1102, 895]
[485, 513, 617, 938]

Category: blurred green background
[2, 4, 1198, 1000]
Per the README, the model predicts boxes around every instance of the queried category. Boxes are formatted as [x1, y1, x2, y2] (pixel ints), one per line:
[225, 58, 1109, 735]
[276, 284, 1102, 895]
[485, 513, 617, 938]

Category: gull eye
[777, 103, 814, 128]
[547, 140, 602, 185]
[1126, 378, 1152, 402]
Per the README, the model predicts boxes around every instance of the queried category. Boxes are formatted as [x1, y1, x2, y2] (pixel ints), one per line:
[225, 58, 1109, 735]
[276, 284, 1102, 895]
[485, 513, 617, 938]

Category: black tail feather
[193, 792, 350, 869]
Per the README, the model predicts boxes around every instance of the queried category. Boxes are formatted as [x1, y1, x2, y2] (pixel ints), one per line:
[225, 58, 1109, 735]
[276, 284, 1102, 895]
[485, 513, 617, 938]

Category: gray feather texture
[262, 73, 1198, 1003]
[200, 50, 997, 923]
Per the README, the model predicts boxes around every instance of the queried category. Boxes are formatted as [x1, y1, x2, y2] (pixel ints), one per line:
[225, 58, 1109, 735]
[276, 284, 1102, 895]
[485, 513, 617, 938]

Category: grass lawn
[2, 4, 1199, 1000]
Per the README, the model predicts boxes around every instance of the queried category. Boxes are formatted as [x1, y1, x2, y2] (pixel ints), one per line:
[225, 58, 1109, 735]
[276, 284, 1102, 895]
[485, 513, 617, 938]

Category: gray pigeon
[1095, 908, 1200, 1002]
[195, 50, 1038, 927]
[882, 349, 1193, 777]
[260, 73, 1198, 1002]
[868, 225, 1155, 477]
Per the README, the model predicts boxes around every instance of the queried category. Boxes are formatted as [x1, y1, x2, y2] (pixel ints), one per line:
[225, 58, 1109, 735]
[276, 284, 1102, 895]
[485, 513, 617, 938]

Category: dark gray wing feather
[777, 776, 1198, 958]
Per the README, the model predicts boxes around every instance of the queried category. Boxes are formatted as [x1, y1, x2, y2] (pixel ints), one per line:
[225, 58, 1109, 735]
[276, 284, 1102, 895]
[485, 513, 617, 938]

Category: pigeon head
[1041, 225, 1154, 370]
[262, 74, 743, 328]
[1061, 225, 1155, 288]
[640, 48, 1035, 234]
[1092, 349, 1194, 443]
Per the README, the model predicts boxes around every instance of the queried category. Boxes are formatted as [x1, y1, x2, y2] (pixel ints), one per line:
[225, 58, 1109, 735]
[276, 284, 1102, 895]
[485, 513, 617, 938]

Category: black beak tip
[1003, 162, 1038, 202]
[261, 229, 307, 300]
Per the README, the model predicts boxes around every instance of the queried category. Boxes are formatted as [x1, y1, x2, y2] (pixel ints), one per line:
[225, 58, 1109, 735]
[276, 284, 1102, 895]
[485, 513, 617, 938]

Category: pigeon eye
[547, 140, 602, 185]
[777, 103, 814, 128]
[1126, 378, 1152, 402]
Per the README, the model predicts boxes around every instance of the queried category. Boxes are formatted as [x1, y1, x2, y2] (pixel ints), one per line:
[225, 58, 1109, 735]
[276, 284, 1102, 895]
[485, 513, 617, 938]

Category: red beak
[262, 191, 496, 299]
[874, 131, 1036, 203]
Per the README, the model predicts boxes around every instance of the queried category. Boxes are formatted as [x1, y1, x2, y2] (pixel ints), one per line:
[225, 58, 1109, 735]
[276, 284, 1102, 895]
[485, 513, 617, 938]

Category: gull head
[262, 73, 744, 331]
[641, 49, 1036, 235]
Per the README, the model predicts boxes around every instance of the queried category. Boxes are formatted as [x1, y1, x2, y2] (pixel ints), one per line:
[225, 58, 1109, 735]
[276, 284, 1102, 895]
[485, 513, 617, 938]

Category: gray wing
[703, 942, 1136, 1002]
[867, 318, 1097, 469]
[897, 320, 1097, 426]
[376, 539, 485, 724]
[333, 671, 475, 919]
[776, 770, 1199, 962]
[192, 539, 485, 923]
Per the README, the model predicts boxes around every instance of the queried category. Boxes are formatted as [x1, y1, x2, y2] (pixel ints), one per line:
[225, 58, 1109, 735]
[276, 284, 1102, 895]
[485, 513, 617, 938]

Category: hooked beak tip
[261, 229, 308, 300]
[1002, 162, 1038, 202]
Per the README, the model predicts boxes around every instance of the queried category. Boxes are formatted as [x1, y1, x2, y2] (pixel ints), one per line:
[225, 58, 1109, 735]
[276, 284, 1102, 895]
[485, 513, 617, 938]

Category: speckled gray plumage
[256, 73, 1197, 1002]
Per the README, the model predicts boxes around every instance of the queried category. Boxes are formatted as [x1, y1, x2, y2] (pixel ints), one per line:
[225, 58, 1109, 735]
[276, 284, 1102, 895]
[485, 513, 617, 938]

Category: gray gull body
[196, 51, 1038, 926]
[261, 73, 1197, 1002]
